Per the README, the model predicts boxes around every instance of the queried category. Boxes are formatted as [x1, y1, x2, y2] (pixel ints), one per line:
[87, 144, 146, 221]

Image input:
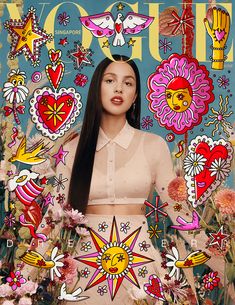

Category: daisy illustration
[183, 153, 207, 176]
[147, 53, 214, 134]
[3, 69, 29, 124]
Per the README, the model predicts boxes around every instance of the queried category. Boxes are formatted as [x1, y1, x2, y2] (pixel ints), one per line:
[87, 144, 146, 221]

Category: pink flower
[18, 297, 32, 305]
[2, 301, 15, 305]
[0, 283, 14, 297]
[14, 280, 38, 296]
[54, 255, 78, 284]
[6, 270, 27, 291]
[75, 226, 90, 237]
[203, 271, 220, 290]
[64, 209, 88, 228]
[214, 188, 235, 215]
[168, 177, 187, 202]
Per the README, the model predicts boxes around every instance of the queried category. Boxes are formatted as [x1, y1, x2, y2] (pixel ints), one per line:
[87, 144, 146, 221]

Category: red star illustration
[4, 7, 52, 66]
[209, 226, 230, 250]
[168, 9, 194, 35]
[67, 42, 93, 70]
[59, 37, 68, 46]
[40, 176, 48, 185]
[144, 196, 168, 223]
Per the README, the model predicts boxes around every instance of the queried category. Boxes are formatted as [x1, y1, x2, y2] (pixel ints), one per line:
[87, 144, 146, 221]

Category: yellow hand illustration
[204, 7, 230, 70]
[175, 250, 210, 268]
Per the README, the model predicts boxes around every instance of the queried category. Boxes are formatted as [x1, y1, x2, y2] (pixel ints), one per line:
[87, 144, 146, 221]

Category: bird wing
[71, 287, 83, 296]
[80, 12, 115, 37]
[16, 136, 26, 156]
[123, 12, 154, 34]
[60, 283, 67, 297]
[192, 211, 200, 227]
[176, 216, 189, 225]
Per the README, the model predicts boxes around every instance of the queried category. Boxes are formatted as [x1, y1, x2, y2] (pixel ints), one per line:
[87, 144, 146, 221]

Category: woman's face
[101, 61, 137, 117]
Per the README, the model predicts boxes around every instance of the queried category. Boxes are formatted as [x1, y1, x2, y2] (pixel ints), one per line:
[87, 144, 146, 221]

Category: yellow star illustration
[127, 38, 136, 47]
[44, 102, 66, 127]
[9, 202, 16, 211]
[12, 17, 43, 53]
[102, 40, 110, 48]
[116, 2, 125, 11]
[147, 224, 162, 239]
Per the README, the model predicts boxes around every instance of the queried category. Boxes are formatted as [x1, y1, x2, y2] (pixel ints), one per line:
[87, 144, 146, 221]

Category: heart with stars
[4, 7, 53, 66]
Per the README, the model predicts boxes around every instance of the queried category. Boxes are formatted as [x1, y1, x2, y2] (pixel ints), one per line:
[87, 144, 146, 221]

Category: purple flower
[57, 12, 70, 26]
[4, 213, 16, 227]
[141, 116, 153, 130]
[217, 75, 229, 89]
[97, 285, 107, 296]
[6, 270, 27, 291]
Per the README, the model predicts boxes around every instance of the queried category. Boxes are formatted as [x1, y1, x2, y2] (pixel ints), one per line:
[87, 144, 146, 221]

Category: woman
[60, 55, 224, 305]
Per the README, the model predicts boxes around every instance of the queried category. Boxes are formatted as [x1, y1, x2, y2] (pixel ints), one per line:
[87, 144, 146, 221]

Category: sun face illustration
[76, 217, 154, 300]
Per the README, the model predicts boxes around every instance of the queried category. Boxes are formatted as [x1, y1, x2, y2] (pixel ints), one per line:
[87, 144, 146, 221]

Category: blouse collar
[96, 121, 135, 151]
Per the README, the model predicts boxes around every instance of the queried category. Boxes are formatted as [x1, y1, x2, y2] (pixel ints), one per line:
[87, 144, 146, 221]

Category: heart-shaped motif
[115, 23, 122, 33]
[46, 62, 64, 90]
[214, 29, 225, 41]
[184, 135, 233, 207]
[144, 275, 166, 301]
[49, 49, 62, 63]
[29, 87, 82, 140]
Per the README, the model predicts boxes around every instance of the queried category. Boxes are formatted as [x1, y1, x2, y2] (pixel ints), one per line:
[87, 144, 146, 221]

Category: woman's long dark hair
[68, 55, 141, 213]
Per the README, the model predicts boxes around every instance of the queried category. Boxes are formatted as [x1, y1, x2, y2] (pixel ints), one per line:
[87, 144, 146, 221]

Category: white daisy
[209, 158, 231, 180]
[166, 247, 181, 280]
[3, 82, 29, 104]
[50, 246, 64, 281]
[183, 153, 207, 176]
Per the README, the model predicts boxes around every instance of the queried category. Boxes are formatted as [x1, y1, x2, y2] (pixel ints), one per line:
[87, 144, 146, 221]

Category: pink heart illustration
[144, 274, 166, 301]
[215, 29, 225, 41]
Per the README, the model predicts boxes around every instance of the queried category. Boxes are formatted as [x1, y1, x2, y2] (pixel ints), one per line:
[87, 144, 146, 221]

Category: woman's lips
[111, 96, 123, 105]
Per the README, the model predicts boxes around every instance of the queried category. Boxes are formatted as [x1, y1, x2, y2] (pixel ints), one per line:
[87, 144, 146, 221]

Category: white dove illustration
[80, 12, 154, 47]
[58, 283, 89, 302]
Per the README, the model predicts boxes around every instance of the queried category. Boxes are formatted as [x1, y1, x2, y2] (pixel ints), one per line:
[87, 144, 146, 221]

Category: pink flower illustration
[6, 270, 27, 291]
[203, 271, 220, 291]
[147, 53, 214, 134]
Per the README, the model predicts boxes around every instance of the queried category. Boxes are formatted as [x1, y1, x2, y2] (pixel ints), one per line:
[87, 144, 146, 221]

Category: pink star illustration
[52, 145, 69, 166]
[144, 196, 168, 223]
[43, 192, 55, 207]
[168, 9, 194, 35]
[209, 226, 230, 250]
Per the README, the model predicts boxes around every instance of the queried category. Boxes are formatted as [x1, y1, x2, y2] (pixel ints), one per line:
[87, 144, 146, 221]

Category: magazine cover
[0, 0, 234, 304]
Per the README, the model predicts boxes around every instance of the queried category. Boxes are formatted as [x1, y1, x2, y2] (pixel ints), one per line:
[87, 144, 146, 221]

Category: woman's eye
[125, 82, 132, 86]
[177, 93, 184, 100]
[105, 79, 113, 84]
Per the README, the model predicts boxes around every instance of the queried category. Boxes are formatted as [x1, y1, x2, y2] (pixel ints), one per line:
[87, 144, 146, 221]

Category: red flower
[203, 271, 220, 290]
[164, 274, 171, 281]
[74, 73, 88, 87]
[36, 259, 46, 267]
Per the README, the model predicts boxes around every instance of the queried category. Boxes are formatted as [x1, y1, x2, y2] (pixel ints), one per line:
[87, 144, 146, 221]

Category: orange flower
[168, 177, 187, 202]
[214, 188, 235, 215]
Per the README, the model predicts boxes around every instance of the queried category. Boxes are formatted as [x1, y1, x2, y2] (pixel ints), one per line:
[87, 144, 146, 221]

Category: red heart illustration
[49, 49, 62, 63]
[144, 275, 166, 301]
[194, 142, 228, 200]
[46, 62, 64, 90]
[184, 136, 233, 207]
[115, 23, 122, 33]
[37, 94, 75, 132]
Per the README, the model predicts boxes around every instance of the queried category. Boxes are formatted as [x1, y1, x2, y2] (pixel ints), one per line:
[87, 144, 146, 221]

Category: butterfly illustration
[80, 12, 154, 46]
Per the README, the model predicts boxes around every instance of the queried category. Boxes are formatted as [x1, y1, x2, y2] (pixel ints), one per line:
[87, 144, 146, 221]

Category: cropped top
[62, 121, 175, 205]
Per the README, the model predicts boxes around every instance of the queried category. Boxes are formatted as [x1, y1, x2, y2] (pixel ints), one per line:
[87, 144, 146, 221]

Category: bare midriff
[86, 204, 145, 215]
